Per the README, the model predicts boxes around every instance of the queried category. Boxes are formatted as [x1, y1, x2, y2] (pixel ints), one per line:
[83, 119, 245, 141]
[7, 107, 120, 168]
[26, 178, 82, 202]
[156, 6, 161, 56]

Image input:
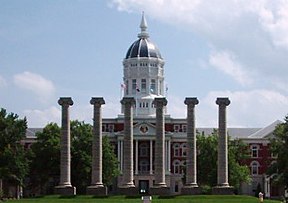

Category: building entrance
[139, 180, 149, 194]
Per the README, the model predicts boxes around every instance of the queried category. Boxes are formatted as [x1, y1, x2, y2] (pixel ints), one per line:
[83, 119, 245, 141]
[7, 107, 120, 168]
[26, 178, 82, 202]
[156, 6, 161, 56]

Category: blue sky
[1, 0, 288, 128]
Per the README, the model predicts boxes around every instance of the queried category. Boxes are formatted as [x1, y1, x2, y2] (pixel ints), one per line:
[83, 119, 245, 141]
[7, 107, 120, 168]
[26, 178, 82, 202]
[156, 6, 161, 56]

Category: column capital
[216, 97, 230, 106]
[90, 97, 105, 106]
[184, 97, 199, 106]
[121, 97, 135, 106]
[58, 97, 73, 106]
[153, 97, 167, 108]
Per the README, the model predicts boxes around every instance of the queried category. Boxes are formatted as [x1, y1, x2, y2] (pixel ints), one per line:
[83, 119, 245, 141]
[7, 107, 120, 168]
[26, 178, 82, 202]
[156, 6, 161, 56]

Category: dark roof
[125, 38, 162, 59]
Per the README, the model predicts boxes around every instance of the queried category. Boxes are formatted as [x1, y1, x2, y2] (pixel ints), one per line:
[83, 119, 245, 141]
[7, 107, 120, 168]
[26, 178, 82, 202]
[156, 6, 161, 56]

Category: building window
[251, 161, 260, 175]
[173, 160, 181, 174]
[173, 143, 180, 157]
[139, 143, 148, 157]
[174, 125, 180, 132]
[141, 79, 146, 93]
[251, 145, 259, 158]
[108, 124, 114, 132]
[181, 143, 187, 157]
[150, 79, 156, 94]
[102, 124, 106, 132]
[139, 159, 149, 173]
[132, 79, 137, 94]
[182, 125, 187, 133]
[125, 80, 129, 95]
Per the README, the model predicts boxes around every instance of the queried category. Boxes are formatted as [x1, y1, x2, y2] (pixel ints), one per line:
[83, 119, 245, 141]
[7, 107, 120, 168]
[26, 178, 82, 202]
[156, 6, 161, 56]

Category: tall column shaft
[121, 97, 135, 187]
[135, 140, 138, 175]
[154, 97, 167, 186]
[90, 97, 105, 186]
[216, 97, 230, 187]
[184, 97, 199, 186]
[149, 140, 153, 175]
[58, 97, 73, 186]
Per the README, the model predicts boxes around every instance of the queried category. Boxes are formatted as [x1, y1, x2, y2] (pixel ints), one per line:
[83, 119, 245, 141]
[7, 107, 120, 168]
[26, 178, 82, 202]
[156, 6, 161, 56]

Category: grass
[7, 195, 281, 203]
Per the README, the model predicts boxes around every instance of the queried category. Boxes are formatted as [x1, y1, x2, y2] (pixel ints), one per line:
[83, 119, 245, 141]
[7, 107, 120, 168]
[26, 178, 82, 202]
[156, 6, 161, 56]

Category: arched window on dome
[150, 79, 156, 94]
[141, 79, 146, 93]
[132, 79, 137, 94]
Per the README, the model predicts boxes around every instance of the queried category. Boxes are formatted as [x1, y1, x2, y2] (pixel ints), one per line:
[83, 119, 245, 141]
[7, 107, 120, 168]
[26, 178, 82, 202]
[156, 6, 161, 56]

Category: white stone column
[121, 140, 123, 172]
[150, 140, 153, 175]
[184, 97, 199, 187]
[55, 97, 76, 195]
[182, 97, 201, 195]
[120, 97, 135, 188]
[153, 97, 167, 187]
[87, 97, 106, 195]
[168, 140, 171, 172]
[135, 140, 139, 175]
[216, 97, 230, 187]
[118, 140, 121, 171]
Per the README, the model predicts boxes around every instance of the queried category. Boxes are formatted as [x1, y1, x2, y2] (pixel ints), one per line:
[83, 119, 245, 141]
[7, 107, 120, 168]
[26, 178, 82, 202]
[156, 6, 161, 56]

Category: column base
[118, 185, 138, 196]
[212, 185, 234, 195]
[86, 185, 107, 196]
[54, 185, 76, 196]
[181, 184, 202, 195]
[150, 184, 171, 196]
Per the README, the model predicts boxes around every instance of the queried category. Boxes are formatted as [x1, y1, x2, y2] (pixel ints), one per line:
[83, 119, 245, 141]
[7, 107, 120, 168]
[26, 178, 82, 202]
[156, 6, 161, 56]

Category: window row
[126, 79, 157, 95]
[129, 63, 158, 67]
[173, 143, 187, 157]
[173, 124, 187, 133]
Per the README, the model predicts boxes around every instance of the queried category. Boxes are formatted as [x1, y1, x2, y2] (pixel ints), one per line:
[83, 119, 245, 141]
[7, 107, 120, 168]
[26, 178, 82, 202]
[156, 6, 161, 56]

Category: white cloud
[13, 71, 55, 102]
[0, 75, 7, 88]
[24, 106, 61, 127]
[209, 50, 253, 86]
[167, 89, 288, 127]
[109, 0, 288, 92]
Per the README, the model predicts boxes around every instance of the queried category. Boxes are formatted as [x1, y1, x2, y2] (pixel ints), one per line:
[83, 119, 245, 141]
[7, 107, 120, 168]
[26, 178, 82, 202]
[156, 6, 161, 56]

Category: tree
[196, 129, 250, 192]
[269, 115, 288, 188]
[228, 138, 251, 193]
[29, 123, 61, 194]
[197, 130, 218, 186]
[70, 120, 93, 194]
[102, 136, 120, 187]
[0, 108, 29, 196]
[29, 120, 119, 194]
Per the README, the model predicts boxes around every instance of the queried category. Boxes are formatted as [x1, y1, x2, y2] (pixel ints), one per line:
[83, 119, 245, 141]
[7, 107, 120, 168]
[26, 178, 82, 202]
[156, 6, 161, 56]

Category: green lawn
[7, 195, 281, 203]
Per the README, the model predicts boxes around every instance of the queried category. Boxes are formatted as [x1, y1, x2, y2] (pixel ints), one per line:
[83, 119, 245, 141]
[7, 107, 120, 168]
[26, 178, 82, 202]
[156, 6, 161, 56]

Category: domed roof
[125, 38, 162, 59]
[125, 13, 162, 60]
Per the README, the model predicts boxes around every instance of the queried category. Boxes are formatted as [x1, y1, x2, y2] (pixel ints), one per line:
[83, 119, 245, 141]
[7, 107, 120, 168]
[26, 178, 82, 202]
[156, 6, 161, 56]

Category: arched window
[250, 161, 260, 175]
[173, 143, 180, 157]
[251, 145, 259, 158]
[181, 143, 187, 157]
[173, 160, 181, 174]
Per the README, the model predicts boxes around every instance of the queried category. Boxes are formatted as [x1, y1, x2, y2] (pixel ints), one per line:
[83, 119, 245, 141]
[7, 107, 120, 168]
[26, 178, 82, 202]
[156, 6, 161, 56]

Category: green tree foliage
[269, 115, 288, 188]
[70, 120, 92, 194]
[197, 130, 218, 186]
[29, 123, 61, 193]
[29, 120, 119, 194]
[228, 138, 251, 192]
[196, 129, 250, 192]
[102, 136, 120, 187]
[0, 108, 29, 186]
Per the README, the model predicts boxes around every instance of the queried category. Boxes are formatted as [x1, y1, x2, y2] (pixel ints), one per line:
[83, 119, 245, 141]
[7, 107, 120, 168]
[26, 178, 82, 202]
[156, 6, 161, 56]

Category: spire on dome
[138, 12, 149, 39]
